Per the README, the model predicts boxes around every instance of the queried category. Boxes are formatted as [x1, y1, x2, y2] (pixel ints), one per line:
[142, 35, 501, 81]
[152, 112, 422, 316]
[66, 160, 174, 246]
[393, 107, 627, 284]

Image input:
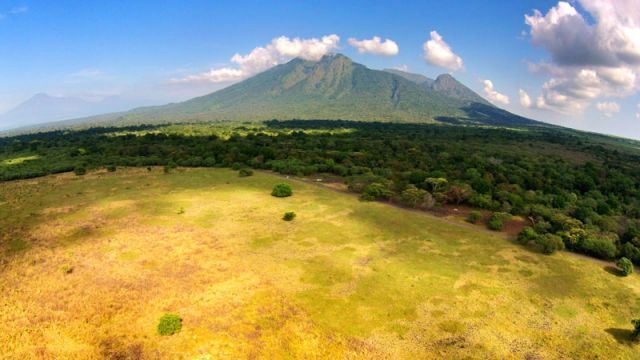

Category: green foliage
[537, 233, 565, 255]
[106, 165, 116, 172]
[157, 313, 182, 336]
[238, 168, 254, 177]
[7, 238, 29, 253]
[282, 211, 296, 221]
[164, 162, 177, 174]
[616, 257, 633, 276]
[467, 210, 482, 224]
[361, 182, 392, 201]
[633, 319, 640, 339]
[271, 183, 293, 197]
[400, 185, 430, 208]
[488, 212, 510, 231]
[74, 166, 86, 176]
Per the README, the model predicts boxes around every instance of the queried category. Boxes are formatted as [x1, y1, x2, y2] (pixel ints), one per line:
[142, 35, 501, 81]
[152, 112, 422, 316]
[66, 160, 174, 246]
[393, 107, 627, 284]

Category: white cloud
[483, 80, 510, 105]
[519, 89, 532, 108]
[171, 34, 340, 84]
[524, 1, 640, 114]
[393, 65, 409, 72]
[9, 6, 28, 14]
[348, 36, 399, 56]
[423, 31, 464, 71]
[596, 101, 621, 117]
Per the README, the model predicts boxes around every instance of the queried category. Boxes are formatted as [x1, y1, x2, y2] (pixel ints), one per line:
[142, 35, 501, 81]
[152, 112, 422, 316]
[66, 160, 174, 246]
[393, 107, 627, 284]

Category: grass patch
[157, 313, 182, 336]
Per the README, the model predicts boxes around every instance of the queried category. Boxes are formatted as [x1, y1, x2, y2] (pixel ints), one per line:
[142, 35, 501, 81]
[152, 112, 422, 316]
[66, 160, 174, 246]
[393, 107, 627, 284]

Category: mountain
[17, 54, 542, 130]
[384, 69, 491, 106]
[0, 94, 140, 130]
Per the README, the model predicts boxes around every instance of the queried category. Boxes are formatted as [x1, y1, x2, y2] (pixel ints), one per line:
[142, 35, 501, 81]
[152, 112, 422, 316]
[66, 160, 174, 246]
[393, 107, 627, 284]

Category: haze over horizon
[1, 1, 640, 139]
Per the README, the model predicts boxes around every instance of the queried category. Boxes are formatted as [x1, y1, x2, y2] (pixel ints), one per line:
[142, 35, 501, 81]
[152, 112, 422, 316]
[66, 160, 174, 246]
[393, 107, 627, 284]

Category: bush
[517, 227, 539, 245]
[488, 212, 510, 231]
[282, 211, 296, 221]
[632, 319, 640, 339]
[157, 313, 182, 336]
[74, 166, 86, 176]
[467, 210, 482, 224]
[238, 168, 254, 177]
[361, 182, 392, 201]
[616, 257, 633, 276]
[271, 183, 293, 197]
[106, 165, 116, 172]
[536, 233, 565, 254]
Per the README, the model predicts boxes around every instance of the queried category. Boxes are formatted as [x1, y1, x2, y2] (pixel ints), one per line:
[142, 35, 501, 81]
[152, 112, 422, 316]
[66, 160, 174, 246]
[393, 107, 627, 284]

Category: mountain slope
[116, 54, 471, 124]
[383, 69, 491, 106]
[0, 94, 138, 130]
[18, 54, 542, 131]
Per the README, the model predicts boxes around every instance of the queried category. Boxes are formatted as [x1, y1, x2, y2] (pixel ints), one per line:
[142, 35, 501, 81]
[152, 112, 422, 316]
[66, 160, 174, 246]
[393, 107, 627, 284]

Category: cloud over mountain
[171, 34, 340, 84]
[423, 31, 464, 71]
[483, 80, 510, 105]
[348, 36, 399, 56]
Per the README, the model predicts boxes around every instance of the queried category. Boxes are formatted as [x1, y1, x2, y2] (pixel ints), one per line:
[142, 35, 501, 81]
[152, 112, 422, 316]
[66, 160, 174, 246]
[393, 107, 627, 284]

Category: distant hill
[0, 93, 140, 130]
[9, 54, 543, 131]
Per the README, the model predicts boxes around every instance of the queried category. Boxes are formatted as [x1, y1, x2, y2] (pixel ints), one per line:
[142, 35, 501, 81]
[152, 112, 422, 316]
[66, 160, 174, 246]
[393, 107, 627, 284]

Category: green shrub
[536, 233, 565, 255]
[60, 264, 74, 274]
[74, 166, 87, 176]
[271, 183, 292, 197]
[488, 212, 510, 231]
[282, 211, 296, 221]
[616, 257, 633, 276]
[467, 210, 482, 224]
[517, 227, 539, 244]
[157, 313, 182, 336]
[238, 168, 254, 177]
[633, 319, 640, 339]
[106, 165, 117, 172]
[361, 182, 392, 201]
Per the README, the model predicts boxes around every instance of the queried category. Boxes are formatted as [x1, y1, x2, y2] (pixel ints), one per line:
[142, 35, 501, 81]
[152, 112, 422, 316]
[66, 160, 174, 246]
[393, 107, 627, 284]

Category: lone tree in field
[282, 211, 296, 221]
[271, 183, 293, 197]
[157, 313, 182, 336]
[633, 319, 640, 339]
[238, 168, 253, 177]
[616, 257, 634, 276]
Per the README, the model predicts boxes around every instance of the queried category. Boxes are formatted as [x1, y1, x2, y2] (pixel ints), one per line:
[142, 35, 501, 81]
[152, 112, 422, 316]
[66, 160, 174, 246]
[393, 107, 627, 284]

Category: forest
[2, 120, 640, 265]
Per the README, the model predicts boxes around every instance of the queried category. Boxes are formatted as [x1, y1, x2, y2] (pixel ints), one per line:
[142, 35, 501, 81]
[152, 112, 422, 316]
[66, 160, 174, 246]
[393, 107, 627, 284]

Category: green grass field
[1, 168, 639, 359]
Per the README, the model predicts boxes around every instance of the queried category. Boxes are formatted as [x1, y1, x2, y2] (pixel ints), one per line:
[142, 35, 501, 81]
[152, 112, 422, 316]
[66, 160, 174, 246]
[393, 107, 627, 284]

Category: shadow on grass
[605, 328, 636, 345]
[604, 265, 624, 277]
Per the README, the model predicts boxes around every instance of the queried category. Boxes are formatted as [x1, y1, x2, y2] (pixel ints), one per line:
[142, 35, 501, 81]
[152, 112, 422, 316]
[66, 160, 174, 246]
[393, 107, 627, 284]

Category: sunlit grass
[0, 168, 638, 358]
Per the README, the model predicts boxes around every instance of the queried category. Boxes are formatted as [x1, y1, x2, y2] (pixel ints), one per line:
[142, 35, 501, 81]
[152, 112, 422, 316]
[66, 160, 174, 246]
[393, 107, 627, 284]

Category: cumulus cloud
[519, 89, 532, 108]
[171, 34, 340, 84]
[348, 36, 399, 56]
[524, 1, 640, 114]
[596, 101, 621, 117]
[423, 31, 464, 71]
[482, 80, 510, 105]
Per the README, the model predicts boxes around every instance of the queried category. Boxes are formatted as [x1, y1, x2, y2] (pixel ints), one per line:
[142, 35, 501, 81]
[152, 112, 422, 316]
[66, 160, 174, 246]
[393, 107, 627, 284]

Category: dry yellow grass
[0, 168, 639, 359]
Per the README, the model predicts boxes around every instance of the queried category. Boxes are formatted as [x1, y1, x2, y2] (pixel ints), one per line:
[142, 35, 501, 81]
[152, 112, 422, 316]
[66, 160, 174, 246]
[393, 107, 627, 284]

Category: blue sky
[1, 1, 640, 138]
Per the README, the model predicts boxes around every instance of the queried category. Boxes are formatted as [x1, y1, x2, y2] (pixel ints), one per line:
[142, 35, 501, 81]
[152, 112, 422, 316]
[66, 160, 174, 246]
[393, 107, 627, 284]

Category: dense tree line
[2, 120, 640, 264]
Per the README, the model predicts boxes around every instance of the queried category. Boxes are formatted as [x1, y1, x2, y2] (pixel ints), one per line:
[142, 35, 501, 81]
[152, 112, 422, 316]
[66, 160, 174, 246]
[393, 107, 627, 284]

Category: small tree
[282, 211, 296, 221]
[157, 313, 182, 336]
[467, 210, 482, 224]
[536, 233, 565, 255]
[271, 183, 293, 197]
[616, 257, 634, 276]
[361, 182, 392, 201]
[400, 185, 427, 208]
[488, 212, 510, 231]
[106, 165, 116, 172]
[74, 166, 86, 176]
[632, 319, 640, 339]
[239, 168, 254, 177]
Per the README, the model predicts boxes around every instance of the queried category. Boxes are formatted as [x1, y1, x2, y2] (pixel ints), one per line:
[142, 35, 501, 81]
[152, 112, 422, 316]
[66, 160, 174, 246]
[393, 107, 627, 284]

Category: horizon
[1, 1, 640, 139]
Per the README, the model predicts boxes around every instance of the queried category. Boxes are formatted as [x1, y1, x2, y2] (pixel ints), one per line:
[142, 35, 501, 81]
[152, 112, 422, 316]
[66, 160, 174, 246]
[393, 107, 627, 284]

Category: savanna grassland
[1, 168, 639, 359]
